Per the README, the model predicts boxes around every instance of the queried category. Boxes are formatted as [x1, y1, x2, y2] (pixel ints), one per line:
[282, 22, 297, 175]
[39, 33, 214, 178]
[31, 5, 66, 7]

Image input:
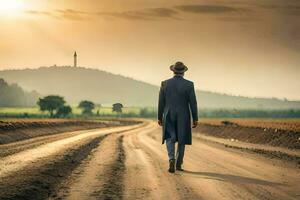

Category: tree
[0, 78, 39, 107]
[56, 105, 72, 118]
[78, 100, 95, 115]
[37, 95, 65, 117]
[112, 103, 123, 113]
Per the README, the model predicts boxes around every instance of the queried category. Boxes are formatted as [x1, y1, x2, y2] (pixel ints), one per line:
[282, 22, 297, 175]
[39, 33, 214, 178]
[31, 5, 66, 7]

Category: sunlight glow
[0, 0, 24, 16]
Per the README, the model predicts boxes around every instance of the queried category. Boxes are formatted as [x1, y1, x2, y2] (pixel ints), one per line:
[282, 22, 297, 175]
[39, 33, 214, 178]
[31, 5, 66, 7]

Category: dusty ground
[0, 120, 299, 200]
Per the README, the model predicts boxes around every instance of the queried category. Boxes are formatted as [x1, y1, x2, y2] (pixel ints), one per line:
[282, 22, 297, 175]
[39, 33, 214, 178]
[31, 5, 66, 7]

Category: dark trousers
[165, 112, 185, 166]
[166, 138, 185, 166]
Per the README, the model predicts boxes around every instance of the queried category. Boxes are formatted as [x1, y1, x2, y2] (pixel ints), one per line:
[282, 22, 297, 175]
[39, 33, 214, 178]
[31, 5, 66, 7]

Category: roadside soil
[0, 118, 139, 144]
[195, 122, 300, 149]
[194, 134, 300, 165]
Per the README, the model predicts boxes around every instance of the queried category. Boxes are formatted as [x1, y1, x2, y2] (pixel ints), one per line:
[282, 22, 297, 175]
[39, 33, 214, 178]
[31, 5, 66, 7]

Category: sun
[0, 0, 24, 16]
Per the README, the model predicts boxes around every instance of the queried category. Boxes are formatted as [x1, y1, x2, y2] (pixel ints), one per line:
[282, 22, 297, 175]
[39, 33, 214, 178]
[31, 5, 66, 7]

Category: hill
[0, 66, 299, 109]
[0, 78, 39, 107]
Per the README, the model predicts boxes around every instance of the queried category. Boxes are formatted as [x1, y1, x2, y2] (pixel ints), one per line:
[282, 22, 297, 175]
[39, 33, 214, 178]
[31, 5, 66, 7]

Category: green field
[0, 106, 156, 118]
[1, 107, 300, 119]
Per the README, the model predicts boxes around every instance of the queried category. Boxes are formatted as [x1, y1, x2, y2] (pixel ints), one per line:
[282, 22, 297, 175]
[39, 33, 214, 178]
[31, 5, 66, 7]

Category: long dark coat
[158, 75, 198, 145]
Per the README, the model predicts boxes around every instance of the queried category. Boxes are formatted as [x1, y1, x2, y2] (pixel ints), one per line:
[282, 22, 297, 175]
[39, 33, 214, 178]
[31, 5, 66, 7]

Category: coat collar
[173, 74, 184, 78]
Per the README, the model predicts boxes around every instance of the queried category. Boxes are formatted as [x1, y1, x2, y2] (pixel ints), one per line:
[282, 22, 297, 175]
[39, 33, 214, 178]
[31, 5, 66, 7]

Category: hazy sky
[0, 0, 299, 99]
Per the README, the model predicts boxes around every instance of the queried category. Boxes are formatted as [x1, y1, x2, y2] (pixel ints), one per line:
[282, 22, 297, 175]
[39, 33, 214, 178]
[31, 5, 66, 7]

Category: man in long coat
[158, 61, 198, 173]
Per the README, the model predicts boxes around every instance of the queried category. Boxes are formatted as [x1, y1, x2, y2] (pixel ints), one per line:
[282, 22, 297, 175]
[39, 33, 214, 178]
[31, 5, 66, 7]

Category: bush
[37, 95, 65, 117]
[78, 100, 95, 115]
[56, 105, 72, 118]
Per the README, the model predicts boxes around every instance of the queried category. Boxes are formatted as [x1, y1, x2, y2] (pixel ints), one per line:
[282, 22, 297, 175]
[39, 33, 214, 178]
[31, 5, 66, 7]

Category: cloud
[218, 16, 259, 22]
[25, 9, 94, 21]
[25, 4, 252, 21]
[56, 9, 92, 21]
[97, 5, 252, 21]
[97, 8, 178, 21]
[151, 8, 178, 18]
[175, 4, 250, 14]
[261, 5, 300, 15]
[25, 8, 178, 21]
[25, 10, 54, 17]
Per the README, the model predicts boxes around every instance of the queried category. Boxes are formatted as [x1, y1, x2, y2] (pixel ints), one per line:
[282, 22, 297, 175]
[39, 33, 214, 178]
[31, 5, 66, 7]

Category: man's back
[158, 75, 198, 123]
[163, 76, 193, 112]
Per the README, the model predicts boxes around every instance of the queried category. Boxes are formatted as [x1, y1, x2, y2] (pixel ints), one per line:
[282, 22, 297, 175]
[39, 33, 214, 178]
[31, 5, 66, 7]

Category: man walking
[158, 61, 198, 173]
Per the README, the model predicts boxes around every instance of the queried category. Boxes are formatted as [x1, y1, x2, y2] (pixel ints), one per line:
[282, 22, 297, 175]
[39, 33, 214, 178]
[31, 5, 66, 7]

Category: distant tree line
[138, 108, 300, 118]
[37, 95, 125, 118]
[108, 108, 300, 119]
[198, 109, 300, 118]
[0, 78, 39, 107]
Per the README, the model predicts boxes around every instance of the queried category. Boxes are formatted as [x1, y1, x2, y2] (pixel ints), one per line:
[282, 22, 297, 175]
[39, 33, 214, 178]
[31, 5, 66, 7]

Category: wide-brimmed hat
[170, 61, 188, 73]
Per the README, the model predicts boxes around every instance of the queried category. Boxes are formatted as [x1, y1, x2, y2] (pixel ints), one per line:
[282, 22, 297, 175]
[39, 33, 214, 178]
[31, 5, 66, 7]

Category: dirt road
[0, 121, 299, 200]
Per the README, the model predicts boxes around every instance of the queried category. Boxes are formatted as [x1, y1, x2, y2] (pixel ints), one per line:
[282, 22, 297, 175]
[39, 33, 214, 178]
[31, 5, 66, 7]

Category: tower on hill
[74, 51, 77, 67]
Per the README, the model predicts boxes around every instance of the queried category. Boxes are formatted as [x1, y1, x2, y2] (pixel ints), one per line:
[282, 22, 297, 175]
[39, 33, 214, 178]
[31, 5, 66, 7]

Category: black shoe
[176, 165, 184, 171]
[168, 159, 175, 173]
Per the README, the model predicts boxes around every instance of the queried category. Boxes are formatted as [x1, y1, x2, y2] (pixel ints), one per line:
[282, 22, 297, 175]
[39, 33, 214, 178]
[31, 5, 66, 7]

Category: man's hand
[192, 120, 198, 128]
[158, 120, 163, 126]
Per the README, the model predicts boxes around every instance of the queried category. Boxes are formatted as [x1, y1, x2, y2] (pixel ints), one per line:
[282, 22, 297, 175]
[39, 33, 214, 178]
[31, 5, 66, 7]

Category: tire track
[98, 135, 126, 199]
[0, 125, 141, 178]
[0, 129, 98, 157]
[0, 135, 106, 200]
[51, 123, 152, 200]
[123, 126, 162, 200]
